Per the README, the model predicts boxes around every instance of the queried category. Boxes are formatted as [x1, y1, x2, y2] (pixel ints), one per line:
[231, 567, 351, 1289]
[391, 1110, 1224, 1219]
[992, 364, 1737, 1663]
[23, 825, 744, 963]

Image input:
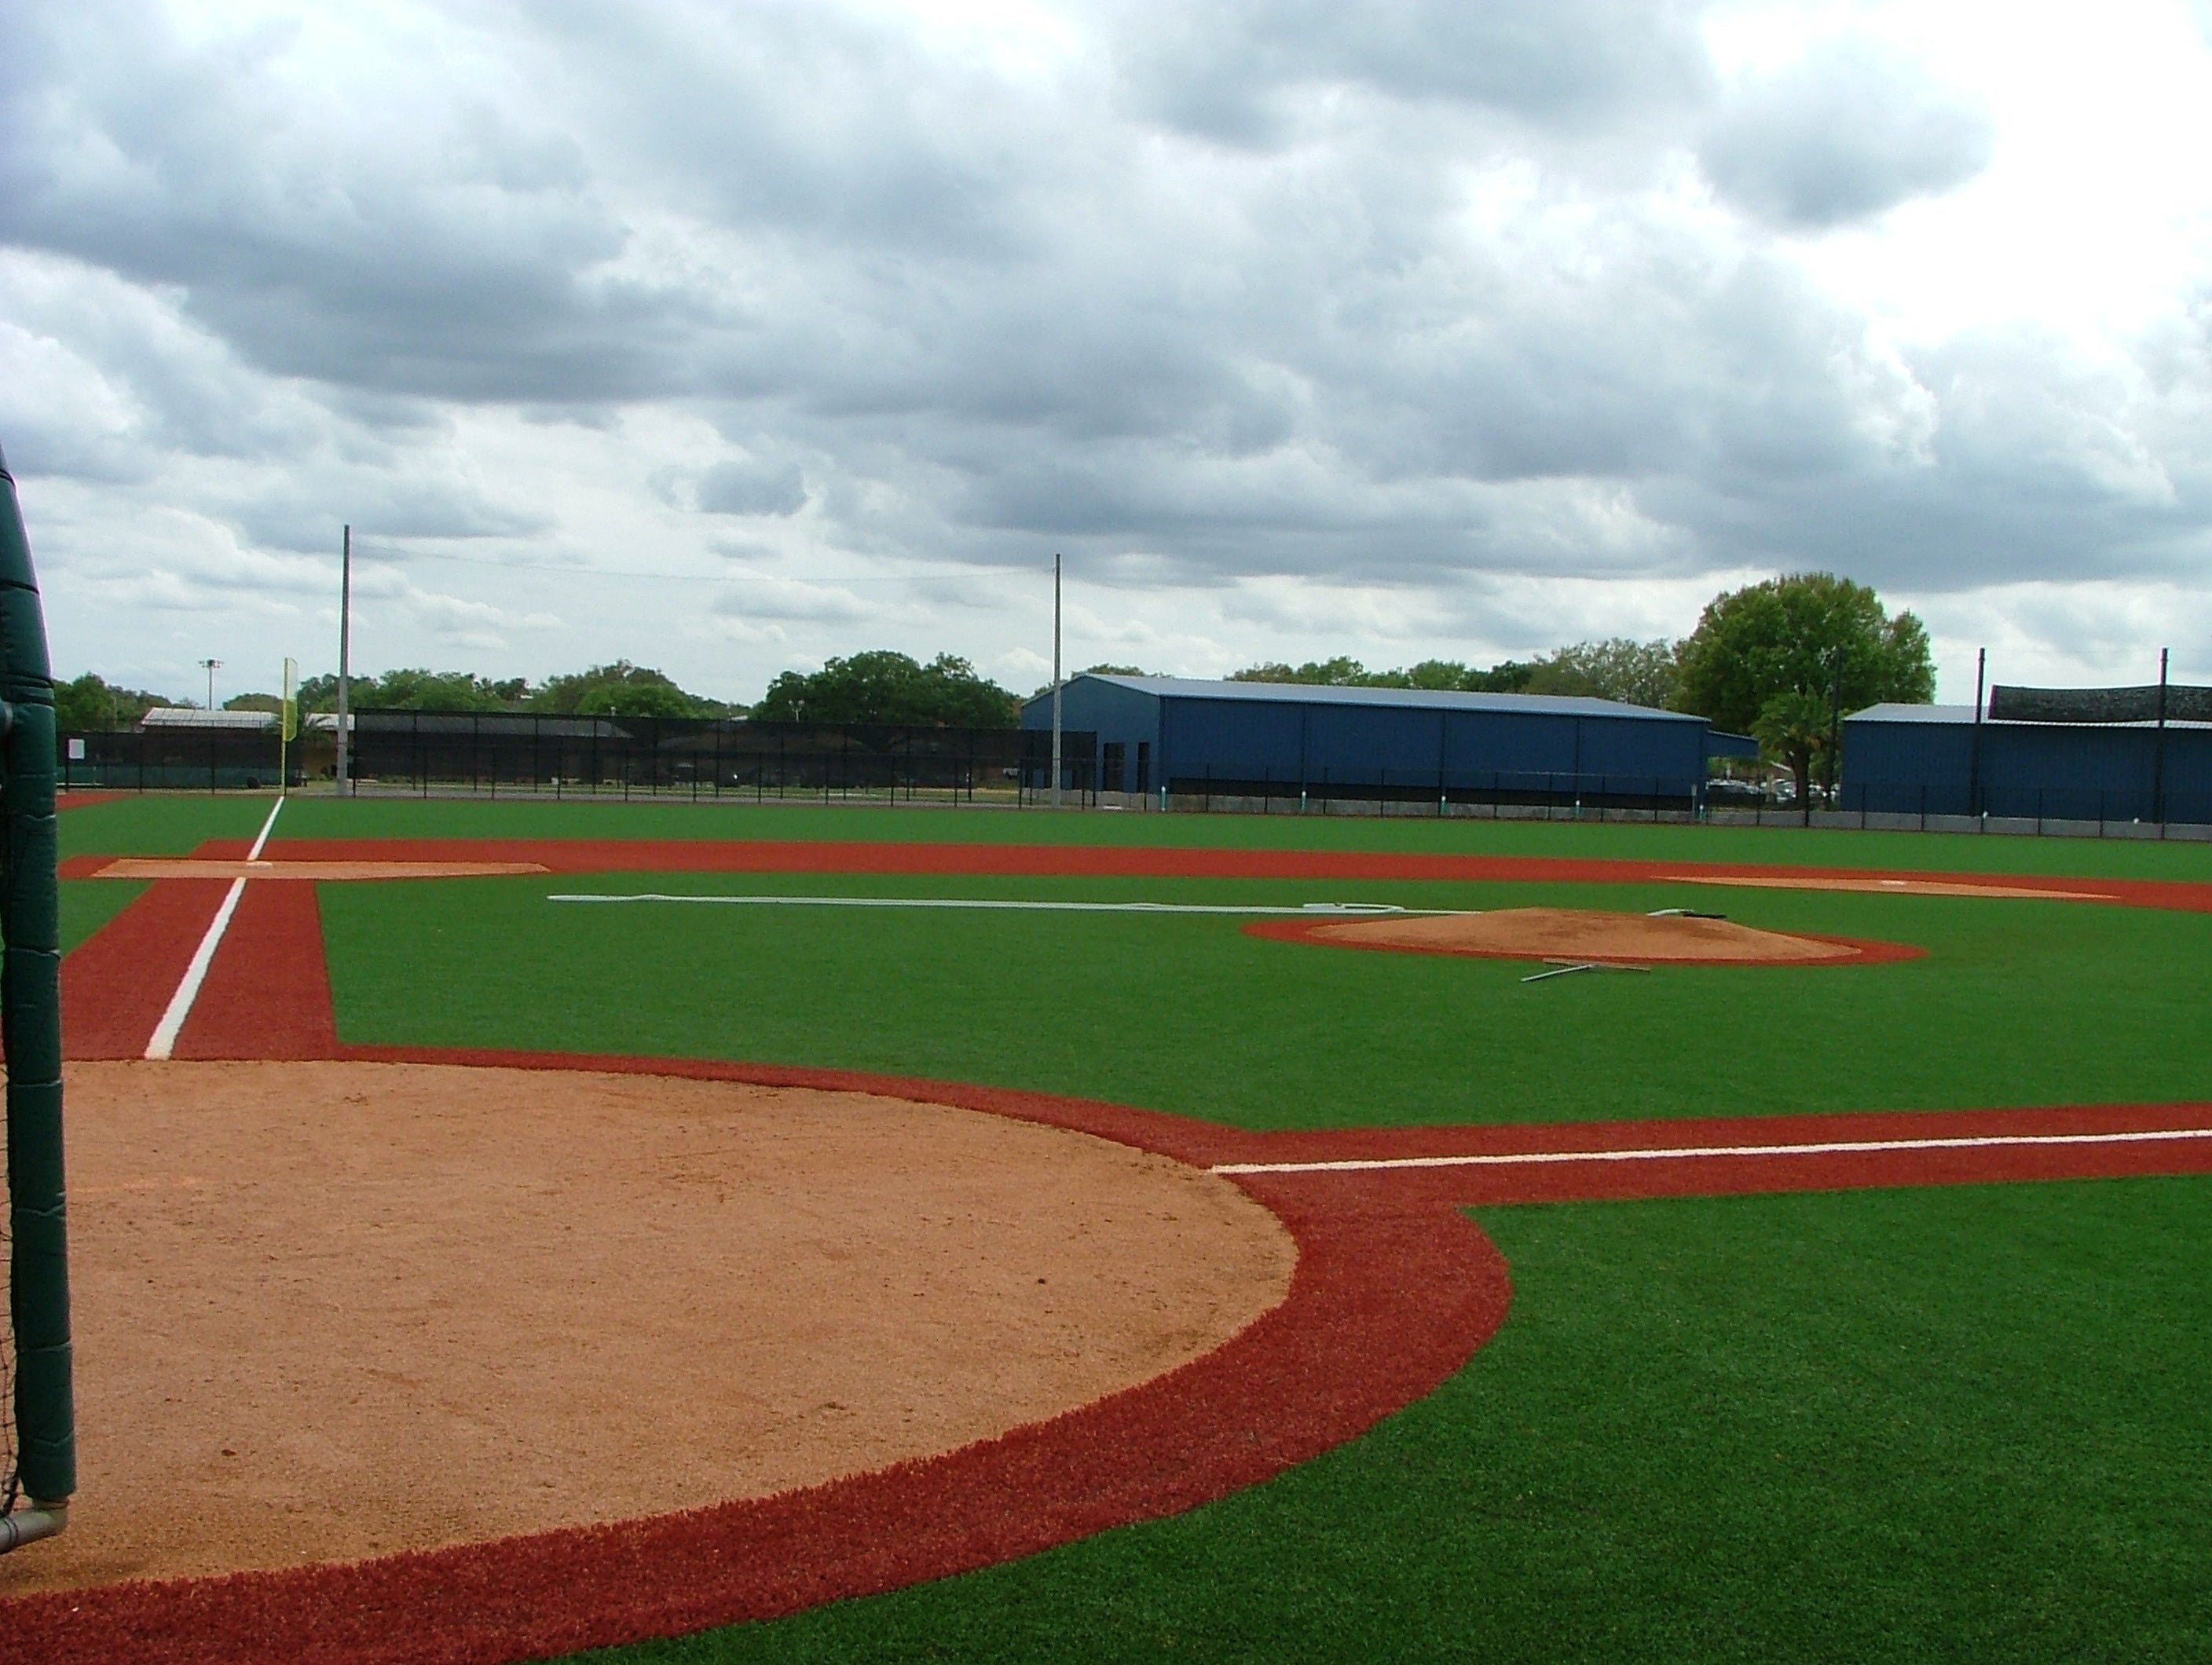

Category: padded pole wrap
[0, 441, 72, 1509]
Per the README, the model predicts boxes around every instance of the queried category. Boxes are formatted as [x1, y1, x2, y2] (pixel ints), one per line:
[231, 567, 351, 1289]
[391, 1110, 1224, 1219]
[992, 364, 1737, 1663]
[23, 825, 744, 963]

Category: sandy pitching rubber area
[1306, 906, 1866, 964]
[5, 1060, 1294, 1597]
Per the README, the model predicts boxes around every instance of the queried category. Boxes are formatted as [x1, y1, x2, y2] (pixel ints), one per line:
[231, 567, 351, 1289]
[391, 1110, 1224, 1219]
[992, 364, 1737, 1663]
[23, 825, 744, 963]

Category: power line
[350, 544, 1031, 587]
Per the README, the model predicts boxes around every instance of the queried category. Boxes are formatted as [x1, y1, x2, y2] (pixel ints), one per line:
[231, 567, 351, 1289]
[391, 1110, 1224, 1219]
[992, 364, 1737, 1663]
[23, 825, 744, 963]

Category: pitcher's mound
[4, 1060, 1293, 1597]
[1303, 906, 1870, 964]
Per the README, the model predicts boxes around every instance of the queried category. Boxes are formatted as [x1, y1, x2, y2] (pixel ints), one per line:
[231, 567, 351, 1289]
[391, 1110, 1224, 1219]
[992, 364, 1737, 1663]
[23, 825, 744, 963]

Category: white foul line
[547, 894, 1454, 917]
[1210, 1125, 2212, 1176]
[144, 798, 285, 1061]
[245, 794, 284, 862]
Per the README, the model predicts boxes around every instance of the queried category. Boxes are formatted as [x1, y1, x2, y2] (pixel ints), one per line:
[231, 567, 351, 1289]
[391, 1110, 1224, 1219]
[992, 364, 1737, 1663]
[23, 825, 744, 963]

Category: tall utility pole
[335, 524, 353, 791]
[1049, 553, 1063, 809]
[2154, 646, 2170, 826]
[1968, 647, 1986, 818]
[199, 657, 222, 712]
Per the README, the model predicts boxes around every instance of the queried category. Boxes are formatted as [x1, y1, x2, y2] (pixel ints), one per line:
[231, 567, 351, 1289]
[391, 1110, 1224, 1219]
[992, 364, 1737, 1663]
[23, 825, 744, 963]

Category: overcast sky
[5, 0, 2210, 706]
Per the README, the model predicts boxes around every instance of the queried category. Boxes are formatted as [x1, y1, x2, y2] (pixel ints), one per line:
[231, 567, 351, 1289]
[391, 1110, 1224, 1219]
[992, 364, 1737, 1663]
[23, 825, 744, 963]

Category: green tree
[753, 651, 1018, 727]
[1524, 639, 1681, 708]
[53, 672, 179, 730]
[1750, 688, 1837, 808]
[1673, 573, 1935, 797]
[1079, 664, 1154, 678]
[1228, 656, 1537, 693]
[530, 662, 730, 719]
[298, 669, 526, 712]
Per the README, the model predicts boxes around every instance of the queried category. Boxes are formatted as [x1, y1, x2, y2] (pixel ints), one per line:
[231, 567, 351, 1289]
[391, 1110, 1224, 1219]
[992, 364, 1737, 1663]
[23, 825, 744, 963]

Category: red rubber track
[55, 836, 2212, 913]
[27, 843, 2212, 1663]
[1238, 914, 1927, 966]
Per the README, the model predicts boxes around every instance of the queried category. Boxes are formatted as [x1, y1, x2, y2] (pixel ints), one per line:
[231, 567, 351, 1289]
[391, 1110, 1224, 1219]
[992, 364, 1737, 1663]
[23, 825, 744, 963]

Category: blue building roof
[1063, 674, 1701, 723]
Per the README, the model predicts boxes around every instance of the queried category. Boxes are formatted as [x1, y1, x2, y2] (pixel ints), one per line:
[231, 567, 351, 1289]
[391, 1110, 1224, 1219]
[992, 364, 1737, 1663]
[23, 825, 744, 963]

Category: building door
[1135, 741, 1151, 793]
[1101, 741, 1125, 792]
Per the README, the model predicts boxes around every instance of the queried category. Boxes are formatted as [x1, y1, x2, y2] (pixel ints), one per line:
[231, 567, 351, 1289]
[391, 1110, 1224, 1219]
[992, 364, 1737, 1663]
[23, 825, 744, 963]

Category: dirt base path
[7, 1060, 1292, 1597]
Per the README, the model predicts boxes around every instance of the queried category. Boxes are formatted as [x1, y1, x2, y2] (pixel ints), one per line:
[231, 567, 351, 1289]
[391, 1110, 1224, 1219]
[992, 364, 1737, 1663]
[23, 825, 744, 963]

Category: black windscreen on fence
[60, 713, 1096, 802]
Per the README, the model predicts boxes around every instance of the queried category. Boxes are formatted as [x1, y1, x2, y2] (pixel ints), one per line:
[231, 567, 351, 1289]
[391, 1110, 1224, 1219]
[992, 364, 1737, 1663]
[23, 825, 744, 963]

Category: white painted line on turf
[145, 798, 285, 1059]
[546, 894, 1466, 917]
[245, 795, 284, 862]
[144, 879, 247, 1060]
[1209, 1126, 2212, 1176]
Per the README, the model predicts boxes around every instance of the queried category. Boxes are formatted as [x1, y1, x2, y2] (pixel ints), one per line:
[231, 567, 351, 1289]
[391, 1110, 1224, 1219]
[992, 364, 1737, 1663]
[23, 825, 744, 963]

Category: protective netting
[1989, 683, 2212, 724]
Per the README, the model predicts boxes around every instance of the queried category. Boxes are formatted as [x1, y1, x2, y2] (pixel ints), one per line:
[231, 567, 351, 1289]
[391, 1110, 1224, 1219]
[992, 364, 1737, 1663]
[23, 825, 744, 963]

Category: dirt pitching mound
[5, 1060, 1293, 1597]
[1306, 906, 1866, 964]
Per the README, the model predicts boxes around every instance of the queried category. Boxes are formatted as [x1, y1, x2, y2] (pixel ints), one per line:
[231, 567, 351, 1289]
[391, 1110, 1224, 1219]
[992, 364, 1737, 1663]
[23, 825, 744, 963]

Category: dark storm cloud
[1699, 38, 1994, 227]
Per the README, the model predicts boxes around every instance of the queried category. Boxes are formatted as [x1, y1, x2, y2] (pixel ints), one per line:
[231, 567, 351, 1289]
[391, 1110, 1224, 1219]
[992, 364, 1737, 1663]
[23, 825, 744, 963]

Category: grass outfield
[583, 1178, 2212, 1665]
[53, 794, 2212, 1659]
[320, 869, 2212, 1126]
[56, 788, 2212, 880]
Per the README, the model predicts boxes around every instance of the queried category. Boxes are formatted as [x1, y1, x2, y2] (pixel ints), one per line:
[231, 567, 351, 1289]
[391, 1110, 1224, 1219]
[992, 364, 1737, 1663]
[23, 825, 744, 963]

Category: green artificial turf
[60, 879, 145, 954]
[58, 788, 2212, 880]
[580, 1176, 2212, 1664]
[318, 871, 2212, 1128]
[59, 792, 273, 858]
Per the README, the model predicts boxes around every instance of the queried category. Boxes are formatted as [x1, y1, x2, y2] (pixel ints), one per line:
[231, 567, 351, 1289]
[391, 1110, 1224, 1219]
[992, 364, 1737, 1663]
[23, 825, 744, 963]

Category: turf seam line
[143, 878, 246, 1060]
[1210, 1126, 2212, 1174]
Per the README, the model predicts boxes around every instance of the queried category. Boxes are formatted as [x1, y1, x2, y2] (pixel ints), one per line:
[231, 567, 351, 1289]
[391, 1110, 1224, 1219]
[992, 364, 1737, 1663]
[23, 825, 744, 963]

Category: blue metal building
[1841, 704, 2212, 825]
[1020, 675, 1721, 809]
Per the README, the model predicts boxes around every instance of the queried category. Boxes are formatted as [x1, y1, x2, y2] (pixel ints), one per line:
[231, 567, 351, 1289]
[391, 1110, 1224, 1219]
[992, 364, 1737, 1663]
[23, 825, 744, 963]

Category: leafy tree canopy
[1523, 639, 1680, 708]
[1079, 664, 1153, 678]
[753, 650, 1019, 727]
[54, 672, 180, 730]
[1672, 573, 1935, 737]
[296, 669, 528, 712]
[1227, 657, 1537, 693]
[529, 661, 731, 719]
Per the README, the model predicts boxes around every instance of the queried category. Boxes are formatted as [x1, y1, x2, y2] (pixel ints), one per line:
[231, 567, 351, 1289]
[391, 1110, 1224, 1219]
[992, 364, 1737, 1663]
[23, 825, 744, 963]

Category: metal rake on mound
[1522, 960, 1655, 984]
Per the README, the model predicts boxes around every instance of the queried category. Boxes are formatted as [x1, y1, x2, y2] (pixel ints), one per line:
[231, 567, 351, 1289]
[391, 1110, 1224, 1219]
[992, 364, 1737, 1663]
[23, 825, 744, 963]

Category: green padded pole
[0, 440, 72, 1509]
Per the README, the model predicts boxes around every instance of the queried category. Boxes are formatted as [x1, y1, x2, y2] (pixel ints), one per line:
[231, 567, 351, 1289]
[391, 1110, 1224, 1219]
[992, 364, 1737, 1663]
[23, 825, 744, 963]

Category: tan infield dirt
[3, 1060, 1294, 1597]
[1661, 874, 2113, 900]
[92, 858, 551, 881]
[1313, 906, 1859, 963]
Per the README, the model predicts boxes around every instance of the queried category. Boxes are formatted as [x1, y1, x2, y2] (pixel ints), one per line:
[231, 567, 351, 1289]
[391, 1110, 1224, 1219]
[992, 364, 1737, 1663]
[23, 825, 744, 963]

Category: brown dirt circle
[5, 1060, 1295, 1597]
[1307, 906, 1866, 964]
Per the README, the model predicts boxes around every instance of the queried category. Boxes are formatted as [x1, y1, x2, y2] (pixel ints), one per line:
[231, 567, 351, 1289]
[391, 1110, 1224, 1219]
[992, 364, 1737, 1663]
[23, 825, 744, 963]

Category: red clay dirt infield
[17, 836, 2212, 1664]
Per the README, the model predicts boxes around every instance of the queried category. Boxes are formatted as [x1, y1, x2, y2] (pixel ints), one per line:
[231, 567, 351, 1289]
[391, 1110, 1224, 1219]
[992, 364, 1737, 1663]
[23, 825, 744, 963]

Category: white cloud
[4, 0, 2210, 706]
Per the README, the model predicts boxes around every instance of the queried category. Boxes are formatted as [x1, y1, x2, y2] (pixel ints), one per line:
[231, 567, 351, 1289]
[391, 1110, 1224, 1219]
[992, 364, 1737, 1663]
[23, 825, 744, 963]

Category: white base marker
[1210, 1125, 2212, 1176]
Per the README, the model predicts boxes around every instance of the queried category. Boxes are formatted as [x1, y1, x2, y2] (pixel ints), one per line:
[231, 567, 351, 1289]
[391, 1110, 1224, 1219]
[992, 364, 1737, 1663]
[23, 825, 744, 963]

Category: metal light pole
[1049, 553, 1063, 809]
[198, 658, 222, 712]
[1968, 647, 1986, 818]
[335, 525, 352, 791]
